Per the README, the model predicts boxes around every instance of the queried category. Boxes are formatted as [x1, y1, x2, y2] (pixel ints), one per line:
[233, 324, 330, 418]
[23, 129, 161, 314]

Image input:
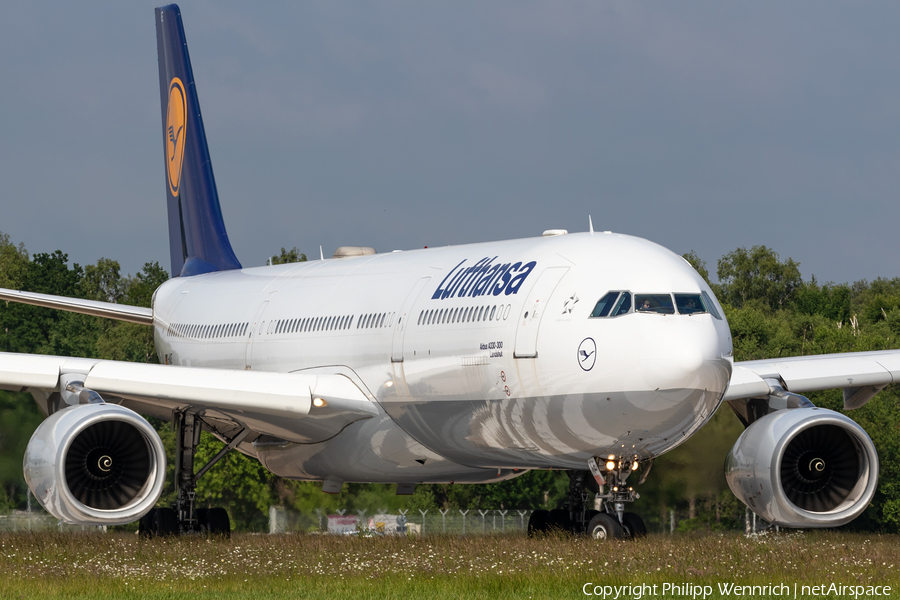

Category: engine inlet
[779, 424, 861, 513]
[64, 421, 152, 510]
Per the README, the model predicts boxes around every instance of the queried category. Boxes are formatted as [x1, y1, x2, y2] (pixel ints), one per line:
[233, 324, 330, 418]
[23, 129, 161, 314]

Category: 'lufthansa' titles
[432, 257, 536, 300]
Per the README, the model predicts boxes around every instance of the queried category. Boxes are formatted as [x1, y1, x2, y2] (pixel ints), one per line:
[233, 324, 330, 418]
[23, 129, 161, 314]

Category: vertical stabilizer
[156, 4, 242, 277]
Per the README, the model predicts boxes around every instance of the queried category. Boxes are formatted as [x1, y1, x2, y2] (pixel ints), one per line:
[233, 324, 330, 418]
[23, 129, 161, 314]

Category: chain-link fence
[0, 510, 106, 533]
[268, 507, 534, 535]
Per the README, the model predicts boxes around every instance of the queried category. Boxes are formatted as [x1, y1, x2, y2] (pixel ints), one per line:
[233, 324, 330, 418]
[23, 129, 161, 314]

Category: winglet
[156, 5, 242, 278]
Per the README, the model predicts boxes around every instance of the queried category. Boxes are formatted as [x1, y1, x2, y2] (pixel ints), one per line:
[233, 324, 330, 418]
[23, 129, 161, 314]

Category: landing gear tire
[152, 507, 178, 537]
[206, 507, 231, 537]
[582, 509, 600, 531]
[587, 512, 623, 540]
[528, 509, 549, 537]
[622, 512, 647, 539]
[548, 508, 572, 534]
[138, 508, 156, 537]
[196, 508, 209, 532]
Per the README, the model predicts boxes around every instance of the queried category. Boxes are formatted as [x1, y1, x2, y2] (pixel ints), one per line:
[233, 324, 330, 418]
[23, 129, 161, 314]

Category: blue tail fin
[155, 4, 242, 278]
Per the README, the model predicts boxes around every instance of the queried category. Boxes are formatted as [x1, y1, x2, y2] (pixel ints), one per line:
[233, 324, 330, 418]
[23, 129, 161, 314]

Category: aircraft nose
[637, 318, 731, 393]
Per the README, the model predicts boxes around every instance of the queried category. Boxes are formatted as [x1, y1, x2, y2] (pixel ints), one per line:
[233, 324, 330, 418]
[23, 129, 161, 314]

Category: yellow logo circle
[166, 78, 187, 197]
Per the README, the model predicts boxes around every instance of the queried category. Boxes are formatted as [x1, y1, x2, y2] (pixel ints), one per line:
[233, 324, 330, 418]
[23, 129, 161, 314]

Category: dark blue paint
[156, 4, 242, 278]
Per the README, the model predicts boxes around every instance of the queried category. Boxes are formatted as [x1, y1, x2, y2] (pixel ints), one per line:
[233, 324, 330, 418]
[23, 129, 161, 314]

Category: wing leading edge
[0, 352, 379, 444]
[726, 349, 900, 410]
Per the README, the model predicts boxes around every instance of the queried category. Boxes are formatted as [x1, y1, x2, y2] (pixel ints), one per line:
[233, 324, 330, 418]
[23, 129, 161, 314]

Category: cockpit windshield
[590, 291, 720, 319]
[590, 291, 632, 318]
[634, 294, 674, 314]
[674, 293, 706, 315]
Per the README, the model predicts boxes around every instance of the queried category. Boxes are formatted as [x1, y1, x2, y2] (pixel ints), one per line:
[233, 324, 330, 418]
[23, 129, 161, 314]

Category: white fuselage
[151, 232, 733, 484]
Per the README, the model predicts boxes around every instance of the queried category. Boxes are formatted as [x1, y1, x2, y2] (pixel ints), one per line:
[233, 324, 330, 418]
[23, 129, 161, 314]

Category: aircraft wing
[0, 352, 379, 444]
[726, 349, 900, 409]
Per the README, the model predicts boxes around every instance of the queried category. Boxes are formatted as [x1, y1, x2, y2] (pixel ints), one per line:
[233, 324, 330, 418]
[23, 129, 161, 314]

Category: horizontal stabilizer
[0, 287, 152, 325]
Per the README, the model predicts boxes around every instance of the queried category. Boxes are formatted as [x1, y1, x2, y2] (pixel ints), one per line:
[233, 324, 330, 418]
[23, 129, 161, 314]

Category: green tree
[81, 258, 123, 303]
[717, 245, 801, 310]
[270, 247, 307, 265]
[682, 250, 712, 288]
[0, 390, 44, 511]
[0, 232, 29, 290]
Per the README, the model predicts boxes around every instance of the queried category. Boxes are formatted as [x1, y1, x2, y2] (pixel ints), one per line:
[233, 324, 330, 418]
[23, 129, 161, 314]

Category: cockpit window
[591, 292, 619, 317]
[591, 291, 631, 318]
[635, 294, 675, 314]
[612, 292, 631, 316]
[701, 290, 722, 320]
[675, 293, 707, 315]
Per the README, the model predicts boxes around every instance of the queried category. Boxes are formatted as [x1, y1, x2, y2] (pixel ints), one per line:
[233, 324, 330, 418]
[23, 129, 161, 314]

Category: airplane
[0, 4, 893, 539]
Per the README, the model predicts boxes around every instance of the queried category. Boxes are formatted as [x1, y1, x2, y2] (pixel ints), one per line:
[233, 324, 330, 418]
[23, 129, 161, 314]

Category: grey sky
[2, 1, 899, 285]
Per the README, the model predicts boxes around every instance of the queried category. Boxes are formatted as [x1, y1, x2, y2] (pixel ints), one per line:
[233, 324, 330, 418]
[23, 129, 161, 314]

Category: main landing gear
[138, 411, 249, 537]
[528, 456, 650, 540]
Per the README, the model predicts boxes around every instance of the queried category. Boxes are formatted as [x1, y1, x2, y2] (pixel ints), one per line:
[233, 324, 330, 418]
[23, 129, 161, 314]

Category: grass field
[1, 530, 898, 599]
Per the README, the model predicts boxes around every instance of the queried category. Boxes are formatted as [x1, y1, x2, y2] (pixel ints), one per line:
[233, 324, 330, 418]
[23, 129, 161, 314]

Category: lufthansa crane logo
[578, 337, 596, 371]
[166, 77, 187, 197]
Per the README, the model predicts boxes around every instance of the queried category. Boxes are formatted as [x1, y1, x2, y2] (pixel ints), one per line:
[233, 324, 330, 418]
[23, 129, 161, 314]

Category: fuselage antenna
[589, 215, 594, 235]
[320, 245, 324, 261]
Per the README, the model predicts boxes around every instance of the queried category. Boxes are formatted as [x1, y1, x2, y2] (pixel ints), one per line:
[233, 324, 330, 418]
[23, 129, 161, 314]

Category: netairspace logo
[581, 582, 893, 599]
[432, 257, 536, 300]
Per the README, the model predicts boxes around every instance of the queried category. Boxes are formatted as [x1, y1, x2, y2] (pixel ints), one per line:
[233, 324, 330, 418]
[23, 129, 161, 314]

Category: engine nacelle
[725, 407, 878, 528]
[24, 403, 167, 526]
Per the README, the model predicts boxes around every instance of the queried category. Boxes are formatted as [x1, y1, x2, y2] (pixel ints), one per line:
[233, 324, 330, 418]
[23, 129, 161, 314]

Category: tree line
[2, 235, 900, 533]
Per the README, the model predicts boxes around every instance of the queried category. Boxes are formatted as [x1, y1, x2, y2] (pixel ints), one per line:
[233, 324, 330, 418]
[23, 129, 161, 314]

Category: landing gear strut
[527, 456, 650, 540]
[139, 410, 248, 537]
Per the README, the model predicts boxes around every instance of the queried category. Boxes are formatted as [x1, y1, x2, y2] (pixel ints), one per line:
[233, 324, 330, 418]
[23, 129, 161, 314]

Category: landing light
[632, 461, 639, 471]
[606, 461, 616, 470]
[313, 397, 328, 408]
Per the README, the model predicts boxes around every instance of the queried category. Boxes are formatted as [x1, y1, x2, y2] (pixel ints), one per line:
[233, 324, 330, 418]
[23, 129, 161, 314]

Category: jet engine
[24, 403, 167, 526]
[725, 407, 878, 528]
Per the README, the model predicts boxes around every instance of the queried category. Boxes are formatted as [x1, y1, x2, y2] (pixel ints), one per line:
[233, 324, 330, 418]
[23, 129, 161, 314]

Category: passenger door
[513, 267, 568, 358]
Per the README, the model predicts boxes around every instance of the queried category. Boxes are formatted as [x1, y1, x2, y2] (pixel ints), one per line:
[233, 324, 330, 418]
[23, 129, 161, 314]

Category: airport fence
[0, 510, 106, 533]
[267, 507, 534, 536]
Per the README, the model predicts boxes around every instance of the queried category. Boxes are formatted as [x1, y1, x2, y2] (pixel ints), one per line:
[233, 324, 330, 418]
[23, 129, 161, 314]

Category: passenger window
[635, 294, 675, 315]
[675, 293, 707, 315]
[590, 292, 619, 317]
[612, 293, 631, 316]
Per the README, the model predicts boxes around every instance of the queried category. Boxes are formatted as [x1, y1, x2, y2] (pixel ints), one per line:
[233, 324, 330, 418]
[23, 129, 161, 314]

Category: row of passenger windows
[165, 322, 250, 339]
[265, 312, 394, 336]
[590, 291, 722, 319]
[418, 304, 512, 326]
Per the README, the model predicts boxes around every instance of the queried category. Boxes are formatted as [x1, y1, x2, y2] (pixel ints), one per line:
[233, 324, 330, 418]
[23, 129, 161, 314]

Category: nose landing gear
[527, 456, 649, 540]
